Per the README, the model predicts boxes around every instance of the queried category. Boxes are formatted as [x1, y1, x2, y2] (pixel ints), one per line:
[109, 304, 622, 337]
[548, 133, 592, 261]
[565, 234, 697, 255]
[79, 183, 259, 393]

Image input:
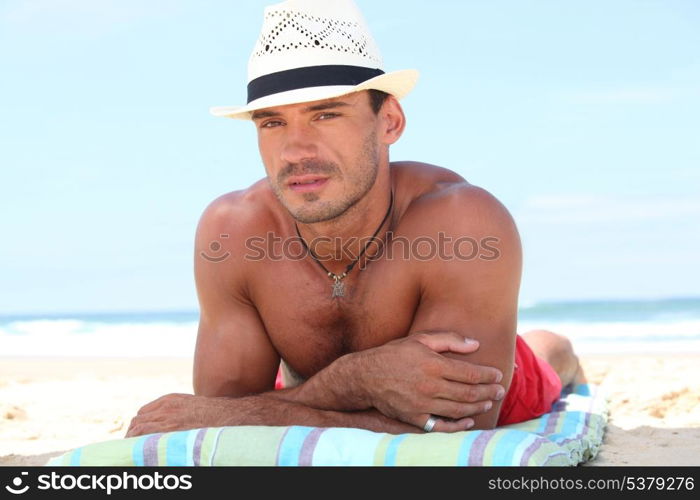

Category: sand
[1, 354, 699, 466]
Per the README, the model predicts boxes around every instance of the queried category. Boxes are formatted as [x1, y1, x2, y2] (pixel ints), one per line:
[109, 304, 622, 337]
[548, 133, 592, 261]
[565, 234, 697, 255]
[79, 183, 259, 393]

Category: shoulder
[391, 161, 466, 195]
[194, 179, 283, 289]
[196, 178, 279, 241]
[392, 165, 522, 301]
[392, 162, 518, 241]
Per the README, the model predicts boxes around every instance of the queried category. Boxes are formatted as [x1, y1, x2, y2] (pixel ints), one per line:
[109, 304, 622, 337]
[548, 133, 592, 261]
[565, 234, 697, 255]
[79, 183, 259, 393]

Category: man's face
[252, 91, 381, 224]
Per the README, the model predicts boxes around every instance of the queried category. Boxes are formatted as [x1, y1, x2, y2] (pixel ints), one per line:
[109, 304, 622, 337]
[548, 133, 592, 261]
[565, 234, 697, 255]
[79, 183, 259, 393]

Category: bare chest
[250, 256, 420, 378]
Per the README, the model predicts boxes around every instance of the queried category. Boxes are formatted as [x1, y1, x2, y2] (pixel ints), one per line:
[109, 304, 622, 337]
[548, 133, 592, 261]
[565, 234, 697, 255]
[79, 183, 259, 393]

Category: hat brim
[209, 69, 419, 120]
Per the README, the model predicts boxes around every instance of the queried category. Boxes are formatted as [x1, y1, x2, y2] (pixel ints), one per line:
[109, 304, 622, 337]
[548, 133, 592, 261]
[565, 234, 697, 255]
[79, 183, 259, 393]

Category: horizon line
[1, 294, 700, 319]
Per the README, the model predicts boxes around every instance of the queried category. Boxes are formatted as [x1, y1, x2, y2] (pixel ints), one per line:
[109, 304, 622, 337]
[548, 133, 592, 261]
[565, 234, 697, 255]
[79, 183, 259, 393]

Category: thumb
[414, 331, 480, 354]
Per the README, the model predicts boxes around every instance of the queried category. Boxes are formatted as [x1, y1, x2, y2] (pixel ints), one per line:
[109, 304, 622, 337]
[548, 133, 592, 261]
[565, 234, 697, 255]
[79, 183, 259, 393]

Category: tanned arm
[402, 182, 522, 429]
[127, 192, 417, 436]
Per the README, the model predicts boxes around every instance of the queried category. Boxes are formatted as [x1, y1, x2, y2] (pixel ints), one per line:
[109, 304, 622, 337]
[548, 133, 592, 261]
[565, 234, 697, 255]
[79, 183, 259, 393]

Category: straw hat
[210, 0, 419, 120]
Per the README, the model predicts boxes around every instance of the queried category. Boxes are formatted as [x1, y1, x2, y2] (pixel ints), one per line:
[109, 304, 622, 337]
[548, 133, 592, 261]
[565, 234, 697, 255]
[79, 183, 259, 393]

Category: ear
[378, 95, 406, 146]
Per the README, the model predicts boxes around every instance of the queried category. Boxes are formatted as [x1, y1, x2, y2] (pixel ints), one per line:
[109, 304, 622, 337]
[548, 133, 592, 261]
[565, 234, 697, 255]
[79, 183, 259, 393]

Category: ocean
[1, 297, 699, 357]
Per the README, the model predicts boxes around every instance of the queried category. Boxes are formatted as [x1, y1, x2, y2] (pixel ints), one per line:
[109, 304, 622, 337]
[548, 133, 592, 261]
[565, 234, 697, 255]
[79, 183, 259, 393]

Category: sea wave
[517, 297, 700, 323]
[517, 319, 700, 354]
[2, 304, 699, 357]
[517, 319, 700, 339]
[0, 319, 198, 357]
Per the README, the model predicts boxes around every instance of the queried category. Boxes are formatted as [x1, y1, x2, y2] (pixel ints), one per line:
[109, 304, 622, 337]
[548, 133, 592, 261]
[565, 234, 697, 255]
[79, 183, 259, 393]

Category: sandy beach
[1, 354, 699, 466]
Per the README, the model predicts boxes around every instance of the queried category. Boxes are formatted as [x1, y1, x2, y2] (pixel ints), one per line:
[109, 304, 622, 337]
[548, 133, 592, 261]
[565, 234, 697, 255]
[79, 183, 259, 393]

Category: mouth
[287, 176, 329, 193]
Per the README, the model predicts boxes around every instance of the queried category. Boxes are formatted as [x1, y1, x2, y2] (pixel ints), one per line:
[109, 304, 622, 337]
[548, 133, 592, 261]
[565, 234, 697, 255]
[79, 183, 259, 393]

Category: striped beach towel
[47, 384, 606, 466]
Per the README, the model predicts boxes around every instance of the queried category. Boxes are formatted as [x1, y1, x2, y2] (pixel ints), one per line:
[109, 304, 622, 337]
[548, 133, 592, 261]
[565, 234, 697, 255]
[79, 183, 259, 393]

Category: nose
[280, 122, 318, 165]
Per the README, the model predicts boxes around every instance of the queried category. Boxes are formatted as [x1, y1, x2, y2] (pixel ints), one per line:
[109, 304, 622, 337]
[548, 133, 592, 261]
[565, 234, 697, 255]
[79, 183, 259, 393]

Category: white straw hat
[210, 0, 419, 120]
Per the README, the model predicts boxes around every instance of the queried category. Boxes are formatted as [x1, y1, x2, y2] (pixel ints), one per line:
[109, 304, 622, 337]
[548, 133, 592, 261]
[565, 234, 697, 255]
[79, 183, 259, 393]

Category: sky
[1, 0, 699, 315]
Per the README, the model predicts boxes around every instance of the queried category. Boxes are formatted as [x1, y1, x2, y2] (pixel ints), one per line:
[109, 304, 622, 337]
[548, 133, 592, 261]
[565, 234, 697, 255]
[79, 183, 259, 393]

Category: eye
[315, 112, 340, 121]
[260, 119, 284, 129]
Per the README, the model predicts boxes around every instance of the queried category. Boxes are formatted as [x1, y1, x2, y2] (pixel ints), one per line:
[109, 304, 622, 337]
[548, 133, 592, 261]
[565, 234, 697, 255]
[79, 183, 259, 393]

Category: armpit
[280, 359, 307, 388]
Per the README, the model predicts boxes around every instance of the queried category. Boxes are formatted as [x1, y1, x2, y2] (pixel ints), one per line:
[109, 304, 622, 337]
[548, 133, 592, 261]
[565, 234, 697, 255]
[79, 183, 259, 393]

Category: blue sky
[1, 0, 698, 314]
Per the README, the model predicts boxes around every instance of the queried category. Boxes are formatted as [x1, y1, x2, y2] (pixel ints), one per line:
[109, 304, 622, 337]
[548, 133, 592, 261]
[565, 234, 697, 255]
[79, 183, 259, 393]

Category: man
[127, 0, 583, 437]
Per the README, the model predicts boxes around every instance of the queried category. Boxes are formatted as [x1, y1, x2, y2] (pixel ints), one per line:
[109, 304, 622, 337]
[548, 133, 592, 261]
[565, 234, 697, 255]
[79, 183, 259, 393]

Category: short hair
[368, 89, 390, 114]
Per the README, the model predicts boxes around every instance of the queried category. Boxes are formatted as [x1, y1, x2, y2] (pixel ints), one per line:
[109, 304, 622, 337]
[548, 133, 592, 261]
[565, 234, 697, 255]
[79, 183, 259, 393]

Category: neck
[295, 172, 394, 273]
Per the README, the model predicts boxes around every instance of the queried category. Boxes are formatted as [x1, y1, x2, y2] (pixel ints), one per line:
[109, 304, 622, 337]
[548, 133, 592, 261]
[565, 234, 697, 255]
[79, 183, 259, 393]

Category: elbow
[470, 419, 498, 431]
[194, 372, 272, 398]
[471, 421, 497, 431]
[469, 405, 502, 430]
[194, 380, 241, 398]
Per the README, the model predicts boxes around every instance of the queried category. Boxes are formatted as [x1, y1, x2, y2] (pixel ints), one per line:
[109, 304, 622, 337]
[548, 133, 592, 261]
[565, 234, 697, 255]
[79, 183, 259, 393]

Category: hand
[125, 393, 231, 438]
[356, 331, 505, 432]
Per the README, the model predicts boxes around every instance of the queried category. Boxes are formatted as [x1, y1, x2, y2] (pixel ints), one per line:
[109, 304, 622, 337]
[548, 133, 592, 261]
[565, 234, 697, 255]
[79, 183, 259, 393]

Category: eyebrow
[305, 101, 350, 112]
[251, 110, 281, 120]
[251, 100, 350, 121]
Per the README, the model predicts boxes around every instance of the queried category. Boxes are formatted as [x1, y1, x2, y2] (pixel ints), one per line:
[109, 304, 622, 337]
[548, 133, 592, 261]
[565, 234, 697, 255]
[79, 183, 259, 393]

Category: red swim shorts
[497, 335, 562, 426]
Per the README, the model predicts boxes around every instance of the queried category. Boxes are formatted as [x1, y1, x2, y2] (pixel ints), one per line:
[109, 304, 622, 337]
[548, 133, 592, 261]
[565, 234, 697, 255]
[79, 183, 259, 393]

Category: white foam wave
[517, 319, 700, 340]
[567, 340, 700, 355]
[2, 317, 699, 357]
[0, 321, 198, 357]
[7, 319, 90, 336]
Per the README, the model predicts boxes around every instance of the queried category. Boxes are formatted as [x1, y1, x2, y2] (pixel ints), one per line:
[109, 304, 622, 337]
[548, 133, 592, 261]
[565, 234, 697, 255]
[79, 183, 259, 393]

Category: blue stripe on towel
[456, 430, 481, 465]
[131, 435, 146, 466]
[276, 426, 315, 466]
[185, 428, 197, 466]
[69, 447, 82, 466]
[314, 428, 385, 465]
[490, 430, 519, 465]
[550, 411, 581, 444]
[511, 432, 541, 466]
[383, 434, 408, 466]
[165, 430, 189, 466]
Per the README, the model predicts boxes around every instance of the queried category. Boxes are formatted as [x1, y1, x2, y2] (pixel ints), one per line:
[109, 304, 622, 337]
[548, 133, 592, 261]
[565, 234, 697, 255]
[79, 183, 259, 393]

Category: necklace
[294, 191, 394, 298]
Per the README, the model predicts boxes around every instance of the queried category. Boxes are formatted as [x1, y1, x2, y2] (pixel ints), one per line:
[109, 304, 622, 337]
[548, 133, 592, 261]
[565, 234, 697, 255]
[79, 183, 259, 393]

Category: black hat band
[247, 65, 385, 103]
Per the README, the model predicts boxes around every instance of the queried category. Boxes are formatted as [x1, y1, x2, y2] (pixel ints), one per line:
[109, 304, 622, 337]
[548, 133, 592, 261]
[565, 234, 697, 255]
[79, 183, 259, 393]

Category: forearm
[251, 396, 417, 434]
[255, 391, 418, 433]
[202, 393, 375, 428]
[126, 392, 417, 437]
[271, 352, 372, 412]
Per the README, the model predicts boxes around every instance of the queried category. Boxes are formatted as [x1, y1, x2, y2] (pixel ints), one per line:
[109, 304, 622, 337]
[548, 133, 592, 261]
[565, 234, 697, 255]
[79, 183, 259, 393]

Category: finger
[136, 398, 165, 415]
[126, 417, 151, 438]
[126, 421, 163, 438]
[126, 412, 168, 437]
[125, 422, 140, 438]
[137, 393, 188, 415]
[419, 414, 474, 433]
[440, 358, 504, 384]
[412, 331, 481, 354]
[433, 417, 475, 433]
[426, 398, 494, 420]
[435, 380, 507, 404]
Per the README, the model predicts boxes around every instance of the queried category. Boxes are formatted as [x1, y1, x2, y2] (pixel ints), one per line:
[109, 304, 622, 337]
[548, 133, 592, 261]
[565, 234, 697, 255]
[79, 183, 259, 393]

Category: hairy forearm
[255, 394, 417, 433]
[127, 391, 418, 437]
[270, 353, 371, 411]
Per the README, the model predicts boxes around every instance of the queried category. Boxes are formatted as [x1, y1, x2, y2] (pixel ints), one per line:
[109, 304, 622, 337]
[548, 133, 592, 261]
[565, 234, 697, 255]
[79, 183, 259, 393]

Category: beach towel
[46, 384, 606, 466]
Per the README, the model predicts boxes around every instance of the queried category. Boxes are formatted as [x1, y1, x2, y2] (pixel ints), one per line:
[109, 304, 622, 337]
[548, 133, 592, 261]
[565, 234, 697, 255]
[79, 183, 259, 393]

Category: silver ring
[423, 415, 438, 433]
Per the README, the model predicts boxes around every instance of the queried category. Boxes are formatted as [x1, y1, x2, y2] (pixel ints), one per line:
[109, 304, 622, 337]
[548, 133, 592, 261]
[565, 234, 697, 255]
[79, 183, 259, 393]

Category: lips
[287, 176, 329, 192]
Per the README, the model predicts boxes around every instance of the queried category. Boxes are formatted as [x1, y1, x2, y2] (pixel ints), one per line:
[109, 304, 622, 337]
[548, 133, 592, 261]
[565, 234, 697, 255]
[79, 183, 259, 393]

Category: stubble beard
[271, 131, 380, 224]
